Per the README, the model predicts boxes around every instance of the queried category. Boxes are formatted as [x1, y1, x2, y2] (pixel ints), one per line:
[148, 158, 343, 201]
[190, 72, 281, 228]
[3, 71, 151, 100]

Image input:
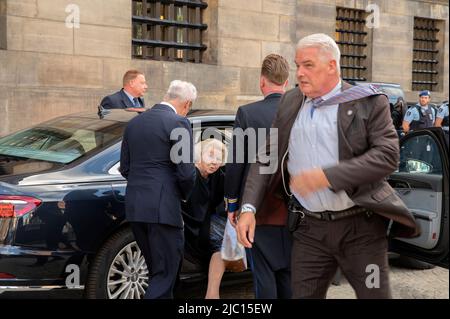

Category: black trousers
[291, 213, 391, 299]
[248, 225, 292, 299]
[131, 222, 184, 299]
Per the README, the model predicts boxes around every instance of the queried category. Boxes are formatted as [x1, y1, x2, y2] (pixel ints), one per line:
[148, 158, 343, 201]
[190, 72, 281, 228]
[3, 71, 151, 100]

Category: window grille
[132, 0, 207, 63]
[335, 7, 368, 82]
[412, 17, 440, 92]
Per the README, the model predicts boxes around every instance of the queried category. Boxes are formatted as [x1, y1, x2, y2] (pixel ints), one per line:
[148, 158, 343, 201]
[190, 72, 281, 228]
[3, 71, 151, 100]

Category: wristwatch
[238, 204, 256, 220]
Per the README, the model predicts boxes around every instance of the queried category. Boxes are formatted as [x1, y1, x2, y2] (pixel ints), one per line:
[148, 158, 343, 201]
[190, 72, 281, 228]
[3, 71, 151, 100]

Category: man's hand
[227, 211, 237, 228]
[290, 168, 331, 198]
[236, 212, 256, 248]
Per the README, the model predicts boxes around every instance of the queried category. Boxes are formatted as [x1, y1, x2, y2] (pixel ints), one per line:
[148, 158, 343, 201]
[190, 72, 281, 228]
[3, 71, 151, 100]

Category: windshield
[0, 116, 125, 164]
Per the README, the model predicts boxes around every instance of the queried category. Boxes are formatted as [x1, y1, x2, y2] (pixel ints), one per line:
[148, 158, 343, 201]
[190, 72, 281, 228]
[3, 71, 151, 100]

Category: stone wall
[0, 0, 448, 136]
[296, 0, 449, 103]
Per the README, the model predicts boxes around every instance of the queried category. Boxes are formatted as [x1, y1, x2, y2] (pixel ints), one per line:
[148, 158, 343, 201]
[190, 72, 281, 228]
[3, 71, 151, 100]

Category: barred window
[132, 0, 207, 63]
[412, 18, 440, 92]
[335, 8, 369, 82]
[0, 3, 5, 50]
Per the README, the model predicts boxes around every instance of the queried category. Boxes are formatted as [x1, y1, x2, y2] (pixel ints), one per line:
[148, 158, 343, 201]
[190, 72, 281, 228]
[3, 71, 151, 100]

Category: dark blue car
[0, 109, 250, 299]
[0, 109, 448, 299]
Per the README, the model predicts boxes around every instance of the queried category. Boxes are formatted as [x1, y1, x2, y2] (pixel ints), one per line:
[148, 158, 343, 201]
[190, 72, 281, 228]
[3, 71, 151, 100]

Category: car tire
[391, 255, 436, 270]
[84, 227, 149, 299]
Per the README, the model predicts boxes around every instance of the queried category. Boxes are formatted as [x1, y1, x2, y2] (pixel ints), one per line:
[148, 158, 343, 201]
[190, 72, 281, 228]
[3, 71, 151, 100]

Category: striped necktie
[314, 84, 384, 108]
[133, 97, 140, 107]
[310, 97, 324, 119]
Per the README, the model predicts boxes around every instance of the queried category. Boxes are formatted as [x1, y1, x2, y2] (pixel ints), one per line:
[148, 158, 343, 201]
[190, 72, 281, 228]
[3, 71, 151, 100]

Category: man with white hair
[236, 33, 419, 298]
[120, 80, 197, 299]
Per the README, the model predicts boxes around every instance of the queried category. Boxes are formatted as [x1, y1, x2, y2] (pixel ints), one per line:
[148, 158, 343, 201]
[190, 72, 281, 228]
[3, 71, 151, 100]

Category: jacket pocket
[371, 184, 395, 202]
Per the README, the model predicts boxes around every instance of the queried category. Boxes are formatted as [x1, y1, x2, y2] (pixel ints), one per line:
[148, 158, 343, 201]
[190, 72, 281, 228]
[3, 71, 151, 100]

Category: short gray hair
[296, 33, 341, 75]
[194, 138, 228, 166]
[164, 80, 197, 102]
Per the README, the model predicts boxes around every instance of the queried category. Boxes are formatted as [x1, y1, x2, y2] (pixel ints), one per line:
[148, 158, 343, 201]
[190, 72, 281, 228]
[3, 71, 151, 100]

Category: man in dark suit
[120, 80, 197, 299]
[224, 54, 292, 299]
[101, 70, 148, 109]
[236, 34, 420, 299]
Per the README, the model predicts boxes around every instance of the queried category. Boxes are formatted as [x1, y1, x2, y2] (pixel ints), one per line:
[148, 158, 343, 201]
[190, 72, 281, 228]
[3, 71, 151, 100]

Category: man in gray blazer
[236, 33, 420, 299]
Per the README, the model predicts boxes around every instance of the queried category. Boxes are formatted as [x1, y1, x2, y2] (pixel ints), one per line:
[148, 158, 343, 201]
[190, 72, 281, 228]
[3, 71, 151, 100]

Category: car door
[109, 119, 235, 275]
[388, 128, 449, 268]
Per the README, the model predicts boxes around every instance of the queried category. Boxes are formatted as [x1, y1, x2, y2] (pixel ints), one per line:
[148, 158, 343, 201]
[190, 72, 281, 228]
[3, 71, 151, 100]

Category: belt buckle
[321, 211, 333, 221]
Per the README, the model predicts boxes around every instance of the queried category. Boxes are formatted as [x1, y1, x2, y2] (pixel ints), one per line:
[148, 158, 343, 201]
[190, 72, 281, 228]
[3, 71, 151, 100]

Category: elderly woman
[181, 138, 228, 299]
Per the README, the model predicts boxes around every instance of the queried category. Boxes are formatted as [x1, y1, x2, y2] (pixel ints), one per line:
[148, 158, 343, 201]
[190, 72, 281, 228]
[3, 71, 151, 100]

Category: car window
[398, 135, 443, 175]
[193, 126, 232, 145]
[0, 117, 125, 164]
[108, 162, 121, 175]
[374, 85, 405, 104]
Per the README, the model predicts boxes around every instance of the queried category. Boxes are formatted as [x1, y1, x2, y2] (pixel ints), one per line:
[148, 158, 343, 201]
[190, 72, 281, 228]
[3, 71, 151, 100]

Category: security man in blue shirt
[435, 102, 449, 131]
[436, 101, 449, 146]
[402, 90, 437, 133]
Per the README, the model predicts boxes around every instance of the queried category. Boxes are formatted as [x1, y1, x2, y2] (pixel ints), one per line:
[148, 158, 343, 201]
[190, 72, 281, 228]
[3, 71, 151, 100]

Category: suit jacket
[120, 104, 196, 228]
[101, 89, 145, 109]
[224, 93, 287, 225]
[241, 82, 420, 238]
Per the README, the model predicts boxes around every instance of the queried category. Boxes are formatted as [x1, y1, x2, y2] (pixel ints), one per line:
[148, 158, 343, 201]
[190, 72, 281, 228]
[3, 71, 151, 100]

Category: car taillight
[0, 195, 42, 218]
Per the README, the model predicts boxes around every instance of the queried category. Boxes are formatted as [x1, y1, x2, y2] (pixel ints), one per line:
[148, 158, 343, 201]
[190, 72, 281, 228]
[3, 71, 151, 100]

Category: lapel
[272, 89, 303, 193]
[337, 82, 358, 135]
[337, 82, 358, 160]
[279, 89, 304, 158]
[283, 89, 304, 138]
[120, 89, 135, 108]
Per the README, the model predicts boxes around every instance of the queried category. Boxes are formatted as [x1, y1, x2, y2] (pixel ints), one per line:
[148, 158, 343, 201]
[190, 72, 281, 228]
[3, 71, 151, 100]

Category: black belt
[288, 197, 372, 221]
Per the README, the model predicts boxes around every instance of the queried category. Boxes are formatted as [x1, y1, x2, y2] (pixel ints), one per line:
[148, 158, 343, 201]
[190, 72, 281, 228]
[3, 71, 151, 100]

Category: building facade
[0, 0, 448, 135]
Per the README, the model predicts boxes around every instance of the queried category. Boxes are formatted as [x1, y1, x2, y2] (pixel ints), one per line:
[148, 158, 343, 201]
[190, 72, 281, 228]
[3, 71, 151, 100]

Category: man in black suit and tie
[120, 80, 197, 299]
[101, 70, 148, 109]
[224, 54, 292, 298]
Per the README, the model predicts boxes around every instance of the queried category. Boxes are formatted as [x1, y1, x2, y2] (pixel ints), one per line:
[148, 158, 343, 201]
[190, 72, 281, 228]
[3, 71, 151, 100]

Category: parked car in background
[0, 108, 448, 299]
[349, 81, 407, 132]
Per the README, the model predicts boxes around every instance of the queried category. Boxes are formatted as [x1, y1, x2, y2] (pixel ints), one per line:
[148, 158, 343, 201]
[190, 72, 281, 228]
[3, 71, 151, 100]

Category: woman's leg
[205, 251, 226, 299]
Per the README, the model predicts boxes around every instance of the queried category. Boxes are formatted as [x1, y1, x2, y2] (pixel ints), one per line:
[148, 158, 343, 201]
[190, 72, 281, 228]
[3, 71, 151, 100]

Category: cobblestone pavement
[327, 265, 449, 299]
[1, 262, 447, 299]
[216, 264, 449, 299]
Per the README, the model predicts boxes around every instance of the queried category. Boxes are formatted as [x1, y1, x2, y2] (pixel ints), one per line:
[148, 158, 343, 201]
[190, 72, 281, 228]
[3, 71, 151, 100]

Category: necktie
[314, 84, 383, 108]
[133, 98, 140, 107]
[310, 97, 323, 119]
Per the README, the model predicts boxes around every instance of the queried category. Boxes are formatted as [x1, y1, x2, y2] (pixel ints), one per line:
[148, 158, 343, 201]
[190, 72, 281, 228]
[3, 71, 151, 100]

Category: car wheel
[85, 227, 149, 299]
[390, 255, 436, 270]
